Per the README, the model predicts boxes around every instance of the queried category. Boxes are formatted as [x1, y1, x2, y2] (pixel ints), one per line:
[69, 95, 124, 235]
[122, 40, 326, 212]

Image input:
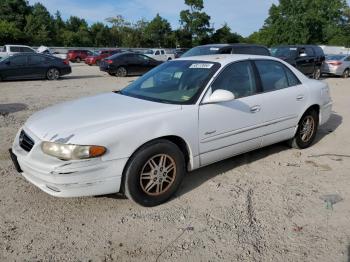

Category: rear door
[254, 59, 308, 146]
[28, 54, 48, 78]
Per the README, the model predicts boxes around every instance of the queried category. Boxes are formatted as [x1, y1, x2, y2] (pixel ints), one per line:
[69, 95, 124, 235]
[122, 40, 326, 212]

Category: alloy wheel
[139, 154, 176, 196]
[47, 68, 59, 80]
[299, 115, 315, 142]
[116, 67, 127, 77]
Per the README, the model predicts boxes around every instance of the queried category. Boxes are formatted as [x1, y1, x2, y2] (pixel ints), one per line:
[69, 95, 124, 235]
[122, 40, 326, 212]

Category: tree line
[0, 0, 349, 48]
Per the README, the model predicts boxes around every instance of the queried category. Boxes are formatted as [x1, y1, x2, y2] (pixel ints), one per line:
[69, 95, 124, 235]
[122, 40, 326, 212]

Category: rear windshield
[326, 55, 345, 60]
[232, 46, 270, 56]
[181, 46, 223, 57]
[271, 47, 298, 58]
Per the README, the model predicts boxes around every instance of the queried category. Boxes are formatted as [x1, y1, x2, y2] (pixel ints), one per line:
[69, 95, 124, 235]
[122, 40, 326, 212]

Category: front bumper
[321, 65, 344, 76]
[11, 128, 128, 197]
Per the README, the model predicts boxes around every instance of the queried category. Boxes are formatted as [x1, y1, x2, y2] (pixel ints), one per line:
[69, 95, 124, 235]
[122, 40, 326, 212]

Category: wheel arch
[120, 135, 193, 194]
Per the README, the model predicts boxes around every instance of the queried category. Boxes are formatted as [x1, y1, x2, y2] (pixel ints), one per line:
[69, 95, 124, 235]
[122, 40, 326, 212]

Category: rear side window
[20, 47, 34, 52]
[211, 61, 256, 98]
[28, 55, 46, 65]
[305, 47, 314, 56]
[10, 46, 21, 52]
[10, 55, 27, 66]
[255, 60, 289, 91]
[284, 65, 301, 86]
[160, 50, 165, 55]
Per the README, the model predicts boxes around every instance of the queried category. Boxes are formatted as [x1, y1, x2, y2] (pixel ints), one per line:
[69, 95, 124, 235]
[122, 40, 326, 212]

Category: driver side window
[211, 61, 257, 98]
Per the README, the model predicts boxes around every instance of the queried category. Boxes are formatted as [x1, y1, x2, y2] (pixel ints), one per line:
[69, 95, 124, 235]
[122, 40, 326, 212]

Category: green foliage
[24, 3, 53, 45]
[0, 0, 245, 48]
[0, 20, 22, 44]
[248, 0, 350, 47]
[179, 0, 213, 46]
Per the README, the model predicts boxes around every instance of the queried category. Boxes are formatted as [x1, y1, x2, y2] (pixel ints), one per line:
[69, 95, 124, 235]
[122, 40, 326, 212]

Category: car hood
[25, 92, 181, 142]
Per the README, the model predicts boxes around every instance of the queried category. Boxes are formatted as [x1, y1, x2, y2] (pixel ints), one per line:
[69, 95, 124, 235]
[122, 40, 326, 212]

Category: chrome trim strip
[200, 126, 295, 155]
[201, 115, 297, 143]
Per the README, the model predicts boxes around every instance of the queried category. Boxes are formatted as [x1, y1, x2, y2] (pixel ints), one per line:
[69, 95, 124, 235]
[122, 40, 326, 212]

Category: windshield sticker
[210, 47, 219, 51]
[189, 63, 214, 69]
[181, 95, 191, 101]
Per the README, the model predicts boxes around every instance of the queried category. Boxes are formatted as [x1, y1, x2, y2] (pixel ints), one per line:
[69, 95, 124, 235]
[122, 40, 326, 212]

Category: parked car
[0, 44, 36, 59]
[10, 54, 332, 206]
[181, 44, 271, 58]
[99, 52, 162, 77]
[85, 49, 122, 66]
[0, 53, 71, 81]
[271, 45, 325, 80]
[67, 50, 94, 63]
[37, 46, 67, 60]
[322, 54, 350, 78]
[144, 49, 175, 61]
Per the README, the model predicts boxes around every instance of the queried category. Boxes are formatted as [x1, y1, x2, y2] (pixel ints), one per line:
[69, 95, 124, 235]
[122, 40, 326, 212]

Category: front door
[3, 55, 30, 80]
[198, 61, 263, 166]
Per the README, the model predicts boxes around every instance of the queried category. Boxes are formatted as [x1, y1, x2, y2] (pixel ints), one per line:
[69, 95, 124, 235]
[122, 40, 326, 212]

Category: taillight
[106, 59, 113, 64]
[327, 61, 342, 66]
[63, 59, 69, 65]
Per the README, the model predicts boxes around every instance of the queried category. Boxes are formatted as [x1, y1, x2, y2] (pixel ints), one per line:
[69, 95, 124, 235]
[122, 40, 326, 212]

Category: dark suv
[271, 45, 325, 79]
[181, 44, 271, 57]
[67, 50, 94, 63]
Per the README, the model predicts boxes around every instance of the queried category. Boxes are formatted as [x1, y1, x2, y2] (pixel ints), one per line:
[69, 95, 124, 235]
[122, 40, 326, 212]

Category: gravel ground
[0, 64, 349, 262]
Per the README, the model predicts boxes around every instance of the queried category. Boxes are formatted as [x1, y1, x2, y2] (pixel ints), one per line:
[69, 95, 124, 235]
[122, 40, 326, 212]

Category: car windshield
[119, 60, 220, 104]
[181, 46, 223, 57]
[271, 47, 298, 58]
[326, 55, 346, 60]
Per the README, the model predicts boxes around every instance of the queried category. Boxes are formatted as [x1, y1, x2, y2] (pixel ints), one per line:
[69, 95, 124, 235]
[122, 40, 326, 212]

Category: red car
[85, 49, 122, 66]
[67, 50, 94, 63]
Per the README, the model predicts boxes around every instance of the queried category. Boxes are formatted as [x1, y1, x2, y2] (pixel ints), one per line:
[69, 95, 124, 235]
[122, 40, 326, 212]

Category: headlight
[41, 142, 106, 160]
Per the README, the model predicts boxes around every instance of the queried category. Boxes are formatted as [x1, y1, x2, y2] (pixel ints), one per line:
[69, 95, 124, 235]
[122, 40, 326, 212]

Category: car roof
[176, 54, 278, 66]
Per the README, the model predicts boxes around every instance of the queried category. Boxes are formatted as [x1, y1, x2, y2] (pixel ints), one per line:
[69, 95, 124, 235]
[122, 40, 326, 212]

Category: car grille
[19, 130, 35, 152]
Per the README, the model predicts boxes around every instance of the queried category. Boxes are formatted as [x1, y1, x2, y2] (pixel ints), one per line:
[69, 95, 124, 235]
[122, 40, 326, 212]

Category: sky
[26, 0, 318, 37]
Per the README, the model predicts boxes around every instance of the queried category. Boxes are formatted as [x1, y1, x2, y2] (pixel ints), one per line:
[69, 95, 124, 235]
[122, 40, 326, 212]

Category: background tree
[144, 14, 173, 47]
[248, 0, 349, 46]
[211, 23, 242, 44]
[24, 3, 53, 45]
[179, 0, 212, 46]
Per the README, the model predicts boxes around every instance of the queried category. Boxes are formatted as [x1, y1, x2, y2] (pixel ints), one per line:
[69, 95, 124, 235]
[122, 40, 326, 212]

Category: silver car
[322, 54, 350, 78]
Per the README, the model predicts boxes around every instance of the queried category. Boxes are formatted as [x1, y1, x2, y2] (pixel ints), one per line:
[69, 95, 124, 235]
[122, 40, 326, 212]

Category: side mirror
[202, 89, 235, 104]
[299, 53, 307, 57]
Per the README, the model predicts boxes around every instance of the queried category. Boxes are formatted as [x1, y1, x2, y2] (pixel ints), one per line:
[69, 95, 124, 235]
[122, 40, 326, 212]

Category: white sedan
[10, 55, 332, 206]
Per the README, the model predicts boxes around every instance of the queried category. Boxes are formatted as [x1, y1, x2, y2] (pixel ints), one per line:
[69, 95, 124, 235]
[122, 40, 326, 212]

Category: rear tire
[289, 109, 319, 149]
[115, 66, 127, 77]
[342, 69, 349, 78]
[124, 140, 186, 207]
[46, 68, 60, 80]
[313, 67, 321, 80]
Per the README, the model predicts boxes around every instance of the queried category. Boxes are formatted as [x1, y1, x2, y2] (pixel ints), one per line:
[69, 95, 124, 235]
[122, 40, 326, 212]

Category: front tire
[342, 69, 349, 78]
[115, 66, 127, 77]
[289, 109, 319, 149]
[75, 57, 81, 63]
[46, 68, 60, 80]
[124, 140, 186, 207]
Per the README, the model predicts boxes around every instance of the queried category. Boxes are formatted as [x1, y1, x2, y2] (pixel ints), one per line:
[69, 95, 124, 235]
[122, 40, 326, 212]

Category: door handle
[250, 105, 261, 113]
[296, 95, 304, 101]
